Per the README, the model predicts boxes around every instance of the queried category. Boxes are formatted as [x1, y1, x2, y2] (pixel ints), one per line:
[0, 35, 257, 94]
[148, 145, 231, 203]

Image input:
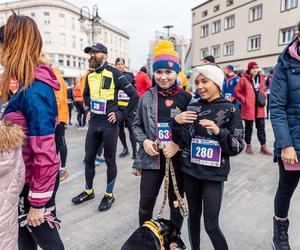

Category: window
[224, 42, 234, 56]
[224, 15, 235, 30]
[30, 12, 35, 19]
[60, 33, 66, 47]
[58, 54, 64, 66]
[200, 48, 209, 60]
[279, 27, 296, 44]
[200, 24, 209, 37]
[80, 38, 83, 50]
[214, 5, 220, 12]
[212, 45, 220, 58]
[248, 35, 261, 51]
[110, 34, 113, 44]
[59, 13, 65, 26]
[104, 32, 107, 42]
[44, 32, 51, 46]
[249, 5, 262, 22]
[72, 17, 75, 30]
[43, 12, 50, 24]
[212, 20, 221, 34]
[66, 56, 70, 67]
[227, 0, 234, 6]
[281, 0, 298, 11]
[73, 57, 76, 67]
[202, 10, 208, 17]
[72, 36, 76, 49]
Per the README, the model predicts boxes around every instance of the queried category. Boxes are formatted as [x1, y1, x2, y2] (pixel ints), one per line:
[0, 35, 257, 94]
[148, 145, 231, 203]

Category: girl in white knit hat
[170, 64, 245, 250]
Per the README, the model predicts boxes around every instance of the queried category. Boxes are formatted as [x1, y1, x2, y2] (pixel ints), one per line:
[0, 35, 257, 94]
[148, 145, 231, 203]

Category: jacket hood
[226, 73, 237, 80]
[279, 37, 300, 66]
[35, 64, 60, 91]
[0, 120, 24, 152]
[242, 71, 263, 82]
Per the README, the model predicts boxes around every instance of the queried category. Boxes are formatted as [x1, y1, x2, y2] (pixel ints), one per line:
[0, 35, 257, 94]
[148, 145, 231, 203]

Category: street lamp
[79, 5, 102, 43]
[163, 25, 174, 40]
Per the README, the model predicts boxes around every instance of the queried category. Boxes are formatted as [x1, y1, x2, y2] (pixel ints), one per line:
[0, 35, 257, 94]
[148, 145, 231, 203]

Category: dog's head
[121, 218, 186, 250]
[153, 218, 186, 250]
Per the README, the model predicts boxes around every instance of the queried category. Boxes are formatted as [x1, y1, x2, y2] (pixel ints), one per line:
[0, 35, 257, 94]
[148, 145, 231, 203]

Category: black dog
[121, 218, 186, 250]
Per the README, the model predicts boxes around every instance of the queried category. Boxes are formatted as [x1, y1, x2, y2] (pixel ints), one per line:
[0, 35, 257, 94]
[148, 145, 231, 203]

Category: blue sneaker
[95, 156, 105, 166]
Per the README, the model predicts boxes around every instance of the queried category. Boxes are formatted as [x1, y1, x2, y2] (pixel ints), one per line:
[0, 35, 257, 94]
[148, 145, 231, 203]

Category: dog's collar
[143, 221, 164, 248]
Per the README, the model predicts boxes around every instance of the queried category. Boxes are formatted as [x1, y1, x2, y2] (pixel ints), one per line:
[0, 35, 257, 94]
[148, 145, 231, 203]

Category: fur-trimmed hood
[0, 120, 25, 152]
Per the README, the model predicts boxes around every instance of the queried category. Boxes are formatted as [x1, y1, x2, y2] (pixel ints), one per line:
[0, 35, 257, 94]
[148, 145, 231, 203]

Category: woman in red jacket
[235, 61, 272, 155]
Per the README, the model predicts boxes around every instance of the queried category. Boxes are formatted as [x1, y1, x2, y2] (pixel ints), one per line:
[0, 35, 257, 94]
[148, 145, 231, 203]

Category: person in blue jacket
[270, 21, 300, 250]
[221, 64, 240, 109]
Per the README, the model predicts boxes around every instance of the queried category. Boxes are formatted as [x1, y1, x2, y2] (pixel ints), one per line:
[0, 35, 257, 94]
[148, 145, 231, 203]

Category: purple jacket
[3, 65, 60, 208]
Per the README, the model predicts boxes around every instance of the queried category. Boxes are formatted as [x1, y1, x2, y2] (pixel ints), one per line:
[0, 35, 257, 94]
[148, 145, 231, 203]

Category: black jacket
[83, 62, 139, 125]
[170, 97, 244, 182]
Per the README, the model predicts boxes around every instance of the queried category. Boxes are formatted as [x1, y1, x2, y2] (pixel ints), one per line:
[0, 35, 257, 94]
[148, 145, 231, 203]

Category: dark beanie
[140, 66, 147, 73]
[115, 57, 125, 65]
[203, 55, 215, 63]
[247, 61, 258, 71]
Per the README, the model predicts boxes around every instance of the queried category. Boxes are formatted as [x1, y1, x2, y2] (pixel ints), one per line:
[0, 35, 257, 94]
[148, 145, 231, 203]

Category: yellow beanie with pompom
[153, 40, 180, 73]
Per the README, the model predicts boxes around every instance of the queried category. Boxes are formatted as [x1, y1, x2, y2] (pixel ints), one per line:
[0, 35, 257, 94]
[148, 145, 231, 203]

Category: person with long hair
[0, 24, 26, 250]
[1, 14, 64, 250]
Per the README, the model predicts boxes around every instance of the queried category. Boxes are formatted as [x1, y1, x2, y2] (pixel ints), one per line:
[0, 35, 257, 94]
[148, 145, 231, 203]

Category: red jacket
[135, 71, 152, 96]
[235, 72, 266, 121]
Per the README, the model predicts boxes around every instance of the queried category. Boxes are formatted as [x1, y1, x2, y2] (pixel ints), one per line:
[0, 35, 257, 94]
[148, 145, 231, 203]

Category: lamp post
[78, 5, 102, 44]
[163, 25, 174, 40]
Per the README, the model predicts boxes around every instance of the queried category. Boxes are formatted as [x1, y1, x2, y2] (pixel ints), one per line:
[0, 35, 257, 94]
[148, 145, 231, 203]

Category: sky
[1, 0, 205, 69]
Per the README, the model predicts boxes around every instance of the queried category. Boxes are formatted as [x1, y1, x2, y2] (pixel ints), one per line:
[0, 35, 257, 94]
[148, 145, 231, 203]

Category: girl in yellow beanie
[133, 40, 192, 233]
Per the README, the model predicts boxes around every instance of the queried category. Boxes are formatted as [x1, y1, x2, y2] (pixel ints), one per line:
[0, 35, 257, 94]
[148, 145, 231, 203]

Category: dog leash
[156, 140, 189, 218]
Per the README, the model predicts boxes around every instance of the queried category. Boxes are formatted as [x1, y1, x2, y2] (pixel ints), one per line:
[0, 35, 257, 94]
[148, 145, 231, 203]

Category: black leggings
[75, 101, 87, 127]
[119, 115, 137, 153]
[274, 158, 300, 218]
[184, 174, 228, 250]
[139, 153, 184, 230]
[55, 122, 67, 168]
[18, 175, 64, 250]
[68, 103, 73, 123]
[266, 94, 270, 118]
[85, 120, 119, 193]
[244, 118, 266, 145]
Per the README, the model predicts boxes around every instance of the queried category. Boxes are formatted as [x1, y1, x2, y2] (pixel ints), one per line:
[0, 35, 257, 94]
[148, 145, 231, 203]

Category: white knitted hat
[193, 64, 225, 89]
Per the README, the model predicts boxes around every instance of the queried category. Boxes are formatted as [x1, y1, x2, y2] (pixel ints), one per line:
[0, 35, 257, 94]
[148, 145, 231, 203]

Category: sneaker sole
[72, 194, 95, 205]
[98, 197, 115, 212]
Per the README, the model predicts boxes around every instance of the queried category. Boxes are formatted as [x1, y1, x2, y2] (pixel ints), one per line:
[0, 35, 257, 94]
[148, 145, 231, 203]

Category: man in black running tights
[71, 43, 139, 211]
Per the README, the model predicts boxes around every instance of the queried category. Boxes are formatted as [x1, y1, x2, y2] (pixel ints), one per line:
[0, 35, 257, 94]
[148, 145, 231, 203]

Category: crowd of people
[0, 13, 300, 250]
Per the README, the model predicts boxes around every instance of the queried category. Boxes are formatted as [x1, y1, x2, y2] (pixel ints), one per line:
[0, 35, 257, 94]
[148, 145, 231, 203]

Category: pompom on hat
[193, 64, 225, 90]
[152, 40, 180, 73]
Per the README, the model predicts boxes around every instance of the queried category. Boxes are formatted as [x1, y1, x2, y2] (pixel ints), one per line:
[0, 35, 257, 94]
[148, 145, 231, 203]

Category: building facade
[192, 0, 299, 73]
[0, 0, 130, 82]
